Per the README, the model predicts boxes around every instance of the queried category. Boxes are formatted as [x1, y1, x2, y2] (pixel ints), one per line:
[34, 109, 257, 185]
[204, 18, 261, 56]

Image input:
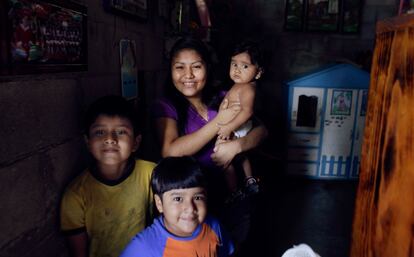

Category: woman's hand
[211, 139, 242, 169]
[215, 98, 241, 126]
[212, 123, 268, 169]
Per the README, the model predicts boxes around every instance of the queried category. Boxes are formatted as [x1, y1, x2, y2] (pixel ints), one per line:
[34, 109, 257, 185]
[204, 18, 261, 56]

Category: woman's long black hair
[166, 37, 222, 134]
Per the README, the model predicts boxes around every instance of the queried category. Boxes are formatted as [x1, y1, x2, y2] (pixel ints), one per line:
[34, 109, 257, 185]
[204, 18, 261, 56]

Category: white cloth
[281, 243, 321, 257]
[233, 120, 253, 138]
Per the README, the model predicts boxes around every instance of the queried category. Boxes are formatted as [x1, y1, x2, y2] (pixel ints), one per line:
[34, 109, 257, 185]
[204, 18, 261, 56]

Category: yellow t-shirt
[60, 159, 155, 257]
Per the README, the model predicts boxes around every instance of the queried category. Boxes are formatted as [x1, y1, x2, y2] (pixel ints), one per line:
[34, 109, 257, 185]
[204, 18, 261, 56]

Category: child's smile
[155, 187, 207, 237]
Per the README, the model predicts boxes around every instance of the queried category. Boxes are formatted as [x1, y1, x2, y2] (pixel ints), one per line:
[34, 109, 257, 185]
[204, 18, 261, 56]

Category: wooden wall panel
[351, 14, 414, 257]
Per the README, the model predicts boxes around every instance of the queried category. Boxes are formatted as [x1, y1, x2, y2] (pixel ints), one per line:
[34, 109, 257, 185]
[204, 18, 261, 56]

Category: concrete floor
[233, 162, 358, 257]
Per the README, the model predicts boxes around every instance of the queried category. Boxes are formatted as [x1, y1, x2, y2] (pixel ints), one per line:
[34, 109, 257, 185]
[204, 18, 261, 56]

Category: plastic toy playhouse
[285, 63, 370, 179]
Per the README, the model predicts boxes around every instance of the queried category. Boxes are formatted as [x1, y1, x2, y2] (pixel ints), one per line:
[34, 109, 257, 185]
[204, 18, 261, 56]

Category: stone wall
[0, 1, 166, 256]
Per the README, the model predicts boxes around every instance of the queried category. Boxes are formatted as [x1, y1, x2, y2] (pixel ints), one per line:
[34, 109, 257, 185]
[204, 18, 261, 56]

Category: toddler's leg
[225, 164, 238, 193]
[243, 158, 259, 195]
[224, 164, 245, 204]
[242, 157, 253, 178]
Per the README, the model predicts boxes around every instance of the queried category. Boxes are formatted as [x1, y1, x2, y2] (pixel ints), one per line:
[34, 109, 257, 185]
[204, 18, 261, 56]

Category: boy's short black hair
[232, 40, 264, 70]
[151, 156, 207, 196]
[84, 95, 140, 137]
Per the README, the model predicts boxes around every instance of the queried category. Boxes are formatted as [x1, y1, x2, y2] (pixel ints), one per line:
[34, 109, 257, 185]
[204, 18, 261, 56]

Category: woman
[153, 38, 267, 246]
[153, 37, 267, 198]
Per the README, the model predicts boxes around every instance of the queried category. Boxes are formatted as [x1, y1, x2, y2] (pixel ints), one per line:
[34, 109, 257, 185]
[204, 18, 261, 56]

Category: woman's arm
[156, 117, 220, 157]
[211, 123, 268, 169]
[155, 100, 241, 157]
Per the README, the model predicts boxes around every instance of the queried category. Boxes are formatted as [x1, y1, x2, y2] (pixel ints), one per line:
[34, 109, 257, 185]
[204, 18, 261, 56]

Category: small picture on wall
[284, 0, 304, 31]
[120, 39, 138, 100]
[103, 0, 148, 19]
[343, 0, 362, 33]
[307, 0, 339, 32]
[331, 89, 352, 115]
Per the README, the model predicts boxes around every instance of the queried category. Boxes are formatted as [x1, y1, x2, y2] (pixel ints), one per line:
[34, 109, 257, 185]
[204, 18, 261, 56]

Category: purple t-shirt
[153, 96, 224, 169]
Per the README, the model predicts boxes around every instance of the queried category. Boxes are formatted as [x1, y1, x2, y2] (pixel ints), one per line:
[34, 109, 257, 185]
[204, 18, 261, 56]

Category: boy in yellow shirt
[60, 95, 156, 257]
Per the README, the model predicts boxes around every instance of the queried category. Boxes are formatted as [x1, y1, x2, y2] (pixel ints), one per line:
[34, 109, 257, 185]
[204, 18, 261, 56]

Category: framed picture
[103, 0, 148, 20]
[284, 0, 361, 34]
[0, 0, 87, 75]
[342, 0, 362, 33]
[284, 0, 305, 31]
[331, 89, 352, 116]
[306, 0, 339, 32]
[120, 39, 138, 100]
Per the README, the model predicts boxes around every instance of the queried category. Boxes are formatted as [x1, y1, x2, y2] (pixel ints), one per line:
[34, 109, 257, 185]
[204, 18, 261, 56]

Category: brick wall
[0, 1, 166, 256]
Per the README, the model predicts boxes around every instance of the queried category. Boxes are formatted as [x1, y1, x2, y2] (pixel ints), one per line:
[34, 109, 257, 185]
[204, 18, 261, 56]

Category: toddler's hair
[151, 156, 207, 196]
[232, 40, 264, 69]
[83, 95, 140, 137]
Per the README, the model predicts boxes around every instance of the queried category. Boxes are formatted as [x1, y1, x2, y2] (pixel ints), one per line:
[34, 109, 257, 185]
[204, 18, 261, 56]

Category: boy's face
[86, 115, 140, 167]
[155, 187, 207, 237]
[229, 52, 262, 84]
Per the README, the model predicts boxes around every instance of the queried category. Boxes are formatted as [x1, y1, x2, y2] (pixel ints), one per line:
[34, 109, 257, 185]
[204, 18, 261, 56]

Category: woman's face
[171, 49, 207, 99]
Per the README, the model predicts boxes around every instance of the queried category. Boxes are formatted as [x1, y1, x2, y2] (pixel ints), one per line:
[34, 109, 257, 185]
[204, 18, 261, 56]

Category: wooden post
[351, 14, 414, 257]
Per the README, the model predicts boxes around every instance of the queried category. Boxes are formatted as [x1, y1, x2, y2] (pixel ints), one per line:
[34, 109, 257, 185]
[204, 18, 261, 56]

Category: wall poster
[120, 39, 138, 100]
[284, 0, 304, 31]
[307, 0, 339, 32]
[343, 0, 362, 33]
[1, 0, 87, 75]
[284, 0, 362, 33]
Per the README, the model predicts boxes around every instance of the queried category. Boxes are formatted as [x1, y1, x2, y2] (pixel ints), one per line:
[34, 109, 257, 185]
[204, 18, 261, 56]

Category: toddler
[217, 40, 264, 202]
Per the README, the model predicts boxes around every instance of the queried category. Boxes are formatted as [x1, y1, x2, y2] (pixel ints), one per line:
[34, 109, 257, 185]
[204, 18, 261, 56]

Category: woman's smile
[171, 49, 207, 98]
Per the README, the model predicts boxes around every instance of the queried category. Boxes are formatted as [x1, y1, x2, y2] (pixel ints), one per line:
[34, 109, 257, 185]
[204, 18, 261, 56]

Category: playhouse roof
[286, 63, 370, 89]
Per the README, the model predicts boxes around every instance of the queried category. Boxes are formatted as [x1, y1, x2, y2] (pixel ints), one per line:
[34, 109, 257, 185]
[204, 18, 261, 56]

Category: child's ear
[154, 194, 164, 213]
[255, 68, 263, 80]
[132, 134, 142, 152]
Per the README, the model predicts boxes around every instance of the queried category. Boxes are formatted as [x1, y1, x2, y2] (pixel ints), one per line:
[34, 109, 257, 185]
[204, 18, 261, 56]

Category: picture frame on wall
[284, 0, 305, 31]
[103, 0, 148, 20]
[306, 0, 339, 32]
[120, 39, 138, 100]
[0, 0, 87, 75]
[331, 89, 352, 116]
[284, 0, 361, 34]
[342, 0, 362, 33]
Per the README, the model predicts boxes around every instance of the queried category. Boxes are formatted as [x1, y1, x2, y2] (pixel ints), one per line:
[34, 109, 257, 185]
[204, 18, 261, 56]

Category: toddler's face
[87, 115, 139, 167]
[155, 187, 207, 237]
[229, 52, 262, 84]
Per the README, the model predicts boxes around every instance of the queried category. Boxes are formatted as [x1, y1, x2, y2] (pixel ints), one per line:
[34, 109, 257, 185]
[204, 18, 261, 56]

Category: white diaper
[233, 120, 253, 138]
